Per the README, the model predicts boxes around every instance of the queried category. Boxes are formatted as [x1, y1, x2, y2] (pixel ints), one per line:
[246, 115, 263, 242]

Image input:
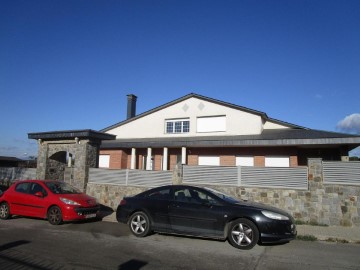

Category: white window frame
[165, 118, 190, 134]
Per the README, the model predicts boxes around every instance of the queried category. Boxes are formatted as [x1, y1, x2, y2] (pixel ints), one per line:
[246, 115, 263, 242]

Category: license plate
[85, 213, 96, 219]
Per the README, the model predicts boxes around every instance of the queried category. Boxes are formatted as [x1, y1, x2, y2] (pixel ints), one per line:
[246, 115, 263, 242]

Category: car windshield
[45, 182, 81, 194]
[204, 187, 240, 204]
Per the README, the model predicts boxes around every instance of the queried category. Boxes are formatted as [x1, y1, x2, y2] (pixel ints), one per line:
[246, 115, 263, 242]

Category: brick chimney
[127, 94, 137, 119]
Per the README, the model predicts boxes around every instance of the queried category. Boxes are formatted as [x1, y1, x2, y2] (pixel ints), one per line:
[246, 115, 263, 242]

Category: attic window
[166, 119, 190, 134]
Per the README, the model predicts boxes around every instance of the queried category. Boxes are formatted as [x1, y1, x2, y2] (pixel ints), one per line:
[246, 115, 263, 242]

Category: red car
[0, 180, 100, 225]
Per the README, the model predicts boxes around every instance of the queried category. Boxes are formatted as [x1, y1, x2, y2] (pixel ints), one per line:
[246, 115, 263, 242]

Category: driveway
[0, 218, 360, 269]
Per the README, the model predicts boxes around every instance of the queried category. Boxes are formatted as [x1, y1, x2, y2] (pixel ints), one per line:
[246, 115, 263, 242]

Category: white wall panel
[99, 155, 110, 168]
[197, 116, 226, 132]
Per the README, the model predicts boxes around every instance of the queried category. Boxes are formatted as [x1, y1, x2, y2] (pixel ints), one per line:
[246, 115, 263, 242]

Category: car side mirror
[34, 191, 44, 198]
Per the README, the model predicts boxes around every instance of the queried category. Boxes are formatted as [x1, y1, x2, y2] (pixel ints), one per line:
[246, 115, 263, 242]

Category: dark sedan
[116, 185, 296, 250]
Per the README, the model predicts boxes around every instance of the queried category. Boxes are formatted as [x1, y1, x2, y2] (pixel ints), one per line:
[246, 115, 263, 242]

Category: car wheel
[129, 211, 151, 237]
[0, 202, 11, 220]
[228, 218, 259, 250]
[47, 206, 63, 225]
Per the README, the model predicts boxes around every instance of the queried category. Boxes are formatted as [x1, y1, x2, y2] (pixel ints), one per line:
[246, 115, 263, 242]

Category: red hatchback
[0, 180, 100, 225]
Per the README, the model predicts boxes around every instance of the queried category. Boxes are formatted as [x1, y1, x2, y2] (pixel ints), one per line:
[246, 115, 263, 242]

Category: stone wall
[87, 183, 148, 210]
[86, 159, 360, 227]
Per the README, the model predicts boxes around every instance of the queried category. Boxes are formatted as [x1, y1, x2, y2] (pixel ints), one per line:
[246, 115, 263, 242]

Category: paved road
[1, 218, 360, 270]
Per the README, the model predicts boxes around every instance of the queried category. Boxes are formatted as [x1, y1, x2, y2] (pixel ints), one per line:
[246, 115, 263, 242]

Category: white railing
[323, 161, 360, 186]
[88, 168, 173, 187]
[183, 165, 308, 190]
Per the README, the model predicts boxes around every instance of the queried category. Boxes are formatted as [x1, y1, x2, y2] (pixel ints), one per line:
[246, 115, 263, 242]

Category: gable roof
[101, 93, 305, 132]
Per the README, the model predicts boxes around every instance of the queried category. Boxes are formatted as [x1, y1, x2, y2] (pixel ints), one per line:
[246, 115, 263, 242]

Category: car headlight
[261, 210, 289, 220]
[60, 197, 80, 205]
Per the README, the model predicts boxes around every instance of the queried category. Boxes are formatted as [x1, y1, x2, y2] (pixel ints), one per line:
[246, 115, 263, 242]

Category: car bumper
[116, 206, 130, 224]
[258, 219, 297, 244]
[62, 205, 100, 221]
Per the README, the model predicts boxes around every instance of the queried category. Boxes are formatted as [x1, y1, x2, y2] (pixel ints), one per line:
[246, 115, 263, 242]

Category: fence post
[308, 158, 323, 182]
[237, 166, 242, 187]
[125, 169, 129, 186]
[172, 164, 183, 184]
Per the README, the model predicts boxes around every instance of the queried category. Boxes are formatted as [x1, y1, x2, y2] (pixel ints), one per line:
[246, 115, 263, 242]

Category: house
[99, 93, 360, 170]
[0, 156, 23, 167]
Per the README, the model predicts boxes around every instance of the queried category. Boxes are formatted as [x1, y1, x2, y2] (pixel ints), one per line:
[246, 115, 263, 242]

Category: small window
[146, 188, 170, 200]
[30, 183, 47, 196]
[15, 182, 31, 194]
[165, 119, 190, 134]
[174, 188, 220, 205]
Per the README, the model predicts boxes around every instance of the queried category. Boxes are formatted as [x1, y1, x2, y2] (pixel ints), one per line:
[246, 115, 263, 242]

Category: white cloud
[336, 113, 360, 134]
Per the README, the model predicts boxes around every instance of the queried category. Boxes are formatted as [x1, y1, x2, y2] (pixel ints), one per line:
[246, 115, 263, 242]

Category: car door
[141, 187, 171, 231]
[8, 182, 32, 216]
[168, 187, 225, 237]
[25, 183, 49, 218]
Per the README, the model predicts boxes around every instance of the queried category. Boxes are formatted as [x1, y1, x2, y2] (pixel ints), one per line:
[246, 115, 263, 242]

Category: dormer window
[165, 119, 190, 134]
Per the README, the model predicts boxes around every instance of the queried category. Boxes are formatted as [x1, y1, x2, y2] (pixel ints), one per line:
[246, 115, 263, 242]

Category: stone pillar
[36, 140, 47, 179]
[163, 147, 168, 171]
[131, 148, 136, 169]
[172, 164, 183, 184]
[308, 158, 323, 181]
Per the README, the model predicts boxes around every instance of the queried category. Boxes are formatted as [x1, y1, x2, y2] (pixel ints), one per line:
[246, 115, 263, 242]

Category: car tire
[47, 206, 63, 225]
[228, 218, 259, 250]
[0, 202, 11, 220]
[129, 211, 151, 237]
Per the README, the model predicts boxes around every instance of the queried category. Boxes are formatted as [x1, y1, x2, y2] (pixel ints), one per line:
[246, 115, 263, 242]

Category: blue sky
[1, 0, 360, 158]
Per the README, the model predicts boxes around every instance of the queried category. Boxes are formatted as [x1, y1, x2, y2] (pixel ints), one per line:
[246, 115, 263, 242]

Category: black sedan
[116, 185, 297, 250]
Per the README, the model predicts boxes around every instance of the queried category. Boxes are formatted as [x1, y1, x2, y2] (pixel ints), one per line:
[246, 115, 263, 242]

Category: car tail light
[119, 199, 127, 206]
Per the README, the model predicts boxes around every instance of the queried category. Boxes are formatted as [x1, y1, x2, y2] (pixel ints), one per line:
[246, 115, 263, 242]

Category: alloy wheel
[231, 223, 254, 247]
[128, 211, 150, 237]
[48, 206, 62, 225]
[0, 203, 10, 219]
[131, 214, 147, 234]
[228, 218, 259, 250]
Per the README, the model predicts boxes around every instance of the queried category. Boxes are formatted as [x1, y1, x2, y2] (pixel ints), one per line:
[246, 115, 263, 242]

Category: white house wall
[263, 121, 290, 129]
[107, 97, 286, 139]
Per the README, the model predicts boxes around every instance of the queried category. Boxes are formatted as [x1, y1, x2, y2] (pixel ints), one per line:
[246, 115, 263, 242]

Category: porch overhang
[100, 129, 360, 151]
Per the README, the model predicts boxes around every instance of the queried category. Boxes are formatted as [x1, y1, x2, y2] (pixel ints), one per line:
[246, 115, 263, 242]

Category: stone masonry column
[308, 158, 323, 181]
[28, 130, 115, 192]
